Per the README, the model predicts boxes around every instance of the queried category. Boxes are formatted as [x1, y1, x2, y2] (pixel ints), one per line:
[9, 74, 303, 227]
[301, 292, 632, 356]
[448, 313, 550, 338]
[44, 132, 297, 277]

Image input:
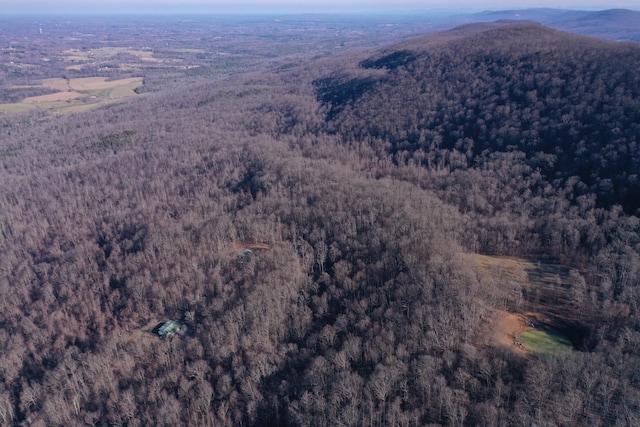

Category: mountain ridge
[314, 22, 640, 215]
[458, 8, 640, 41]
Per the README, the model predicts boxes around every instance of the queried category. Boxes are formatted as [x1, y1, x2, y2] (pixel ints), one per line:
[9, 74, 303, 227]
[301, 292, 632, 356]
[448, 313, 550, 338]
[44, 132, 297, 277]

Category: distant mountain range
[457, 8, 640, 42]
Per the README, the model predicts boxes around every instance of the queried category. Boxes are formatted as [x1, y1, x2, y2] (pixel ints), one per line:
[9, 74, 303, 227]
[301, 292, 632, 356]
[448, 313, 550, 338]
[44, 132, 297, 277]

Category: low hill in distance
[551, 9, 640, 41]
[460, 8, 640, 41]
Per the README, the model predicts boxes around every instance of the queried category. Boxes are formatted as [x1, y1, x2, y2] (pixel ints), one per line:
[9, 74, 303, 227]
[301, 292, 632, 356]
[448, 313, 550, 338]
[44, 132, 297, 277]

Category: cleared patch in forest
[61, 47, 164, 63]
[485, 310, 530, 354]
[228, 242, 272, 251]
[467, 253, 579, 355]
[127, 318, 191, 343]
[69, 77, 142, 92]
[127, 319, 162, 344]
[463, 254, 529, 312]
[23, 91, 84, 103]
[519, 329, 573, 354]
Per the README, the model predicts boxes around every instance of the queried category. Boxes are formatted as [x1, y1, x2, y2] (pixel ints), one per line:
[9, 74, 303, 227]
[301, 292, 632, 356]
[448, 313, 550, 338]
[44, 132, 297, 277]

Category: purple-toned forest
[1, 11, 640, 426]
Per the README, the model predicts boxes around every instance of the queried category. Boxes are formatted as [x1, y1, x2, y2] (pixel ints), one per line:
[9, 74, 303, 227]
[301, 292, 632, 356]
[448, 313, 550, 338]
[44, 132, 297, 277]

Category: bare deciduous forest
[1, 12, 640, 427]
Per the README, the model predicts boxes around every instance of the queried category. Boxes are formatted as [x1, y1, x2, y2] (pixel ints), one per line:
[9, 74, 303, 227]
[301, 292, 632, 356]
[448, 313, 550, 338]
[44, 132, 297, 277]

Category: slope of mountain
[315, 22, 640, 216]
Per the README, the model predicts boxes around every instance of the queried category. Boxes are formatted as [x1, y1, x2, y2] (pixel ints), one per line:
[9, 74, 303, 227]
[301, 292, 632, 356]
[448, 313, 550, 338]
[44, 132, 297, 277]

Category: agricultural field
[62, 46, 163, 63]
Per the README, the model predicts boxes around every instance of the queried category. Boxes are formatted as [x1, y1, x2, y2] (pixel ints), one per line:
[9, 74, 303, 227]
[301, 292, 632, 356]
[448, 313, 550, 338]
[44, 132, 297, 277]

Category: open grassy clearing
[482, 310, 530, 354]
[172, 48, 207, 53]
[23, 91, 83, 103]
[463, 253, 528, 311]
[522, 259, 572, 313]
[0, 99, 85, 114]
[104, 80, 141, 99]
[0, 77, 143, 114]
[70, 77, 142, 91]
[467, 253, 578, 355]
[42, 78, 70, 91]
[43, 97, 137, 115]
[519, 329, 574, 354]
[0, 103, 35, 114]
[10, 76, 142, 95]
[464, 254, 530, 285]
[62, 47, 162, 63]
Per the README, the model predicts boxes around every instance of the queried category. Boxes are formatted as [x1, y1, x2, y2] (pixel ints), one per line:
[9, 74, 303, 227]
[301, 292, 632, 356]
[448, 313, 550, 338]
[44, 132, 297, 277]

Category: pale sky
[4, 0, 640, 14]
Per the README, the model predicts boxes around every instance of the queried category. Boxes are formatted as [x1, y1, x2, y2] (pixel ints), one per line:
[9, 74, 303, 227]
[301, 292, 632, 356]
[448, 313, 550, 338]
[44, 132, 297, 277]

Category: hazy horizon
[4, 1, 640, 15]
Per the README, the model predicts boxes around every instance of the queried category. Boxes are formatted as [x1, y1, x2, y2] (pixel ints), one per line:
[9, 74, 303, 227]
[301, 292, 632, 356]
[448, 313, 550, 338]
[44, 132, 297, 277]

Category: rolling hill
[314, 22, 640, 216]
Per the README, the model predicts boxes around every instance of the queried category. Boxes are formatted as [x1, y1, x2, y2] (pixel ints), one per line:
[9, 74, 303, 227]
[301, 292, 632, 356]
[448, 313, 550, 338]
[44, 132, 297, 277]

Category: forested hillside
[316, 23, 640, 215]
[1, 20, 640, 426]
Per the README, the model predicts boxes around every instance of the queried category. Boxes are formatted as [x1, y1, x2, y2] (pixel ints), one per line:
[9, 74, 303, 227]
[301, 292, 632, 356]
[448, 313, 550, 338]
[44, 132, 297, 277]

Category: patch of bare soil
[126, 319, 163, 343]
[466, 252, 581, 354]
[482, 309, 550, 353]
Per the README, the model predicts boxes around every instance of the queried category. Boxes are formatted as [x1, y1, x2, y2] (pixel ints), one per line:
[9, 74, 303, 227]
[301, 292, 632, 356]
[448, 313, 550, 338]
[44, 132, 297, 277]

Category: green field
[0, 77, 143, 115]
[520, 330, 574, 354]
[62, 47, 161, 63]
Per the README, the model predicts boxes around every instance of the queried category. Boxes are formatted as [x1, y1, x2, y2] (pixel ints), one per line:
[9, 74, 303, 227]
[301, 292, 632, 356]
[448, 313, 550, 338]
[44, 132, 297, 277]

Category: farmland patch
[0, 77, 144, 115]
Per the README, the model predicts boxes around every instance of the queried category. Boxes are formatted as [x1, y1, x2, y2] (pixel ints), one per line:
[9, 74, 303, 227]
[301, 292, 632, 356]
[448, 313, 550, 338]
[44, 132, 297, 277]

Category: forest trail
[227, 241, 272, 251]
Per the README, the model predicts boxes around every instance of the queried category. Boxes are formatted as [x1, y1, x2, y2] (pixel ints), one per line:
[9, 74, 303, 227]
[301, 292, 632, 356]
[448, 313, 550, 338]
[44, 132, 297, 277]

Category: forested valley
[1, 18, 640, 426]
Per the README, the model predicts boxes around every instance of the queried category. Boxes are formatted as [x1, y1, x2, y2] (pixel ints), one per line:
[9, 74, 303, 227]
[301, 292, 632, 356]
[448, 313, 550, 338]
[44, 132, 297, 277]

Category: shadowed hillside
[316, 22, 640, 216]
